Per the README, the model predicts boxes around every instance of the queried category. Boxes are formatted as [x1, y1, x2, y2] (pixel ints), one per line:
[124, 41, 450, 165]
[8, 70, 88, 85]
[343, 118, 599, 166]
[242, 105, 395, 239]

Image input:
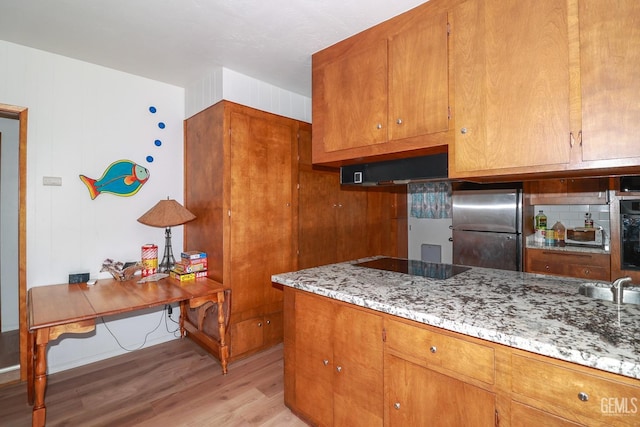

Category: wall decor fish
[80, 160, 150, 200]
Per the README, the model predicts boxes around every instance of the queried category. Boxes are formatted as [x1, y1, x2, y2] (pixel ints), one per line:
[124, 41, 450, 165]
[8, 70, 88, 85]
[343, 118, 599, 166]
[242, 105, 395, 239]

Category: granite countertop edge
[272, 261, 640, 381]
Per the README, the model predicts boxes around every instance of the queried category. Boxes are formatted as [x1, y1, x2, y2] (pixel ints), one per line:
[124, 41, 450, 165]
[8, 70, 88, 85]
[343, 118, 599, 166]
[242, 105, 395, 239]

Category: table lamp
[137, 198, 196, 272]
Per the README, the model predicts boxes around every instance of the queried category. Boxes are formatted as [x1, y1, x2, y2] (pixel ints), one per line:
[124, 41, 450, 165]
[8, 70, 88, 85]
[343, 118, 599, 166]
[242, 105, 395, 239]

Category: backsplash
[533, 204, 611, 239]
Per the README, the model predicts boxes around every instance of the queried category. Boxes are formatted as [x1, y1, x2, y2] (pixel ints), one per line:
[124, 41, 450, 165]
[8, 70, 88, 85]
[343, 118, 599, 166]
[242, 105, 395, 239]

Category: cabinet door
[452, 0, 571, 175]
[318, 40, 388, 153]
[385, 354, 496, 427]
[295, 292, 334, 426]
[333, 304, 384, 427]
[388, 11, 449, 141]
[579, 0, 640, 162]
[336, 189, 369, 262]
[298, 168, 339, 269]
[229, 112, 294, 313]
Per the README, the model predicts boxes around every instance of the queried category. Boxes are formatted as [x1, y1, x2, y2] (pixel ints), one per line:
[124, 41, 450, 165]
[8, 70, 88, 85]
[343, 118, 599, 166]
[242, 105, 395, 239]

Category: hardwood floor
[0, 339, 308, 426]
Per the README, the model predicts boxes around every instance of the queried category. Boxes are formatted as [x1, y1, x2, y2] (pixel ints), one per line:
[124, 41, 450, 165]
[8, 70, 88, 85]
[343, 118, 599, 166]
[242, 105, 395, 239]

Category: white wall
[0, 40, 185, 373]
[0, 117, 19, 332]
[185, 66, 312, 122]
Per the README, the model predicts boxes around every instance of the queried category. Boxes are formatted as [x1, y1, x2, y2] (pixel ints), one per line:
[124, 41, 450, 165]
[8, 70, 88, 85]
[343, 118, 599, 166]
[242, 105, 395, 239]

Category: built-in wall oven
[620, 200, 640, 270]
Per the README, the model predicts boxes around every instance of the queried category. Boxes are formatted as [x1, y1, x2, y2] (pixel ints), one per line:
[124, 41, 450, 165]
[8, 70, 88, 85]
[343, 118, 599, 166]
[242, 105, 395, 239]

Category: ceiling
[0, 0, 428, 97]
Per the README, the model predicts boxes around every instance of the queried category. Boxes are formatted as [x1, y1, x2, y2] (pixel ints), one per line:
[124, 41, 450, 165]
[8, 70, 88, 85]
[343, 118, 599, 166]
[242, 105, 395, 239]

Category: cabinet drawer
[384, 318, 494, 384]
[525, 249, 610, 281]
[512, 355, 640, 425]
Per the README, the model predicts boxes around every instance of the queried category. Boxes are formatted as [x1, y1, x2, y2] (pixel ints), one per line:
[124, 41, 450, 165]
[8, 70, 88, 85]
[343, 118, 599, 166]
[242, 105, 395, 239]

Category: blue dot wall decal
[149, 106, 157, 113]
[154, 139, 162, 147]
[146, 155, 154, 162]
[158, 122, 165, 129]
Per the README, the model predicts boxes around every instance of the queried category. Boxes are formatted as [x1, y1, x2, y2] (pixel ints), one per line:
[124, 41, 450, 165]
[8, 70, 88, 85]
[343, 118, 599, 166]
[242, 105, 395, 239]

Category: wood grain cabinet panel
[292, 290, 384, 427]
[312, 6, 450, 165]
[525, 248, 610, 281]
[510, 401, 582, 427]
[184, 101, 301, 361]
[579, 0, 640, 165]
[525, 177, 609, 205]
[385, 354, 496, 427]
[512, 354, 640, 426]
[297, 124, 402, 269]
[384, 317, 495, 385]
[451, 0, 572, 177]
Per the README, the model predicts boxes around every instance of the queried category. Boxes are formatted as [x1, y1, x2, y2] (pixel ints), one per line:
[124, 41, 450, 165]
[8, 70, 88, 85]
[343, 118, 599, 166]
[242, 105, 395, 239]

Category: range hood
[340, 153, 448, 186]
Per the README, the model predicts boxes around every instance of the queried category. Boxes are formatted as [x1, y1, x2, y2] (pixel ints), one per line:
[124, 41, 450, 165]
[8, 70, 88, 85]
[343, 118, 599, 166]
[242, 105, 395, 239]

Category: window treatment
[409, 181, 452, 219]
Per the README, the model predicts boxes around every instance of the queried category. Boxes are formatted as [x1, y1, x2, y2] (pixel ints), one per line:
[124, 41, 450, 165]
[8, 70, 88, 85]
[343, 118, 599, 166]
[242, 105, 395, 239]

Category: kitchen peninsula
[273, 258, 640, 426]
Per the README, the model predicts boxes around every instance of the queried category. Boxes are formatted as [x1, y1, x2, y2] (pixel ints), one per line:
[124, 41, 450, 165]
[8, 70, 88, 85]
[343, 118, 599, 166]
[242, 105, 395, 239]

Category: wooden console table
[27, 276, 229, 427]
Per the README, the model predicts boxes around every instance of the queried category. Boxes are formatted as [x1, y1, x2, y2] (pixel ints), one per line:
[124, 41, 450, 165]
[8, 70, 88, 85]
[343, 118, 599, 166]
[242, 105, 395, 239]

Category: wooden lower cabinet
[292, 290, 383, 427]
[525, 248, 610, 281]
[284, 287, 640, 426]
[230, 311, 283, 356]
[385, 354, 495, 426]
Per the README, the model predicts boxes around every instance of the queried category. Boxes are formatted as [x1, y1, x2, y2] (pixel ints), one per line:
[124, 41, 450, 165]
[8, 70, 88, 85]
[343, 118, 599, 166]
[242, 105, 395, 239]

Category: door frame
[0, 103, 27, 380]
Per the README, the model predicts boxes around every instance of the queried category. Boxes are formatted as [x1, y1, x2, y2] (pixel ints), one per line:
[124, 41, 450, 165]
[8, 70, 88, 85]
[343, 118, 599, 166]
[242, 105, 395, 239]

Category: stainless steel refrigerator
[452, 188, 523, 271]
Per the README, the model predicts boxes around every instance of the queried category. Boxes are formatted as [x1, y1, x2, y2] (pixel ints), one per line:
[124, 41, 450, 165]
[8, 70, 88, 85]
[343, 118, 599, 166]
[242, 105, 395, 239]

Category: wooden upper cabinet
[450, 0, 572, 177]
[388, 11, 449, 141]
[312, 6, 450, 166]
[525, 177, 609, 205]
[579, 0, 640, 164]
[320, 40, 388, 153]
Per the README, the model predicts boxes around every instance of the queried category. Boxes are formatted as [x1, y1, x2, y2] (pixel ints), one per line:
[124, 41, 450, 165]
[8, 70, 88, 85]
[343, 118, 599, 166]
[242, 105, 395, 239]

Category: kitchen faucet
[611, 277, 633, 305]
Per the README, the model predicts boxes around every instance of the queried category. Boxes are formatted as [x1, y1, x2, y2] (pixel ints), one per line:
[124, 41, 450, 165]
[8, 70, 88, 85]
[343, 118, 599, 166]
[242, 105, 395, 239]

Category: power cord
[102, 303, 186, 351]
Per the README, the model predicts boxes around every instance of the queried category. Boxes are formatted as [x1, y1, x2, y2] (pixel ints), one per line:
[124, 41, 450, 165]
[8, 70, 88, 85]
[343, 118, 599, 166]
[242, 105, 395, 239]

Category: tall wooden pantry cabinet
[184, 101, 300, 360]
[184, 100, 405, 362]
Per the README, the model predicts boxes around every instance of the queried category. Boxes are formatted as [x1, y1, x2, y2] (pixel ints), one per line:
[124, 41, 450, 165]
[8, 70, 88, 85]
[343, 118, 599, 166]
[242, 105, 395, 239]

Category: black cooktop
[353, 257, 470, 280]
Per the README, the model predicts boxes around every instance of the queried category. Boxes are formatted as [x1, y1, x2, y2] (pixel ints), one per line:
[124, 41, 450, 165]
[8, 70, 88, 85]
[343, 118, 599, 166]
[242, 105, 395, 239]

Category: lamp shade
[137, 198, 196, 228]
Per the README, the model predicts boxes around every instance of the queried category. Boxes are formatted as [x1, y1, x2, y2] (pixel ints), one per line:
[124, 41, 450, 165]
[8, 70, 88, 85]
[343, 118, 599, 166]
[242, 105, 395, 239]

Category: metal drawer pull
[578, 392, 589, 402]
[336, 366, 342, 373]
[430, 346, 437, 354]
[394, 402, 401, 410]
[323, 359, 329, 366]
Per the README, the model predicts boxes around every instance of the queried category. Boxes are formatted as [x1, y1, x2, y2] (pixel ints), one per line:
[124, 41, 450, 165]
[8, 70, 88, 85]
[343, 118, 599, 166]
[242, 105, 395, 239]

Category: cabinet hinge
[447, 22, 451, 36]
[228, 209, 231, 217]
[382, 327, 387, 343]
[495, 409, 499, 427]
[448, 106, 451, 120]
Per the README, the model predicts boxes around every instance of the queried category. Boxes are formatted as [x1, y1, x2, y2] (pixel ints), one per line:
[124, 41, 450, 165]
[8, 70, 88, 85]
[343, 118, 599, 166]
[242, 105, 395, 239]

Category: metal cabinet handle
[460, 127, 467, 134]
[258, 322, 263, 327]
[336, 366, 342, 373]
[266, 320, 271, 325]
[396, 118, 403, 125]
[578, 392, 589, 402]
[376, 123, 383, 129]
[323, 359, 329, 366]
[394, 402, 401, 410]
[430, 346, 437, 354]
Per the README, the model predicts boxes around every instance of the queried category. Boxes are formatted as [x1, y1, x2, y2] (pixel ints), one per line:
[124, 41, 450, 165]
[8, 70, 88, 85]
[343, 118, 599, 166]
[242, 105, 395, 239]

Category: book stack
[169, 251, 208, 281]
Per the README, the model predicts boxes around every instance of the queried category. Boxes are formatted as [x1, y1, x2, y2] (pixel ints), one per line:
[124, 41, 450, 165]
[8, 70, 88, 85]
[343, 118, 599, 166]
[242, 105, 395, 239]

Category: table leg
[27, 330, 35, 405]
[179, 300, 186, 338]
[32, 328, 50, 427]
[216, 292, 229, 374]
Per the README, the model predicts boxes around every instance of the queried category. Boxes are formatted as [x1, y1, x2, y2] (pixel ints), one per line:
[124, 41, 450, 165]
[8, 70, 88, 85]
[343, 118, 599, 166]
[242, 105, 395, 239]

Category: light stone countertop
[272, 258, 640, 380]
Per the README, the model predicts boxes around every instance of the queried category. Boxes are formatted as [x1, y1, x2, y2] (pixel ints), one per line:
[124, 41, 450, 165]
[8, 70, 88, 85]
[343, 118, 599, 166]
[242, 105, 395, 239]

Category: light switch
[43, 176, 62, 186]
